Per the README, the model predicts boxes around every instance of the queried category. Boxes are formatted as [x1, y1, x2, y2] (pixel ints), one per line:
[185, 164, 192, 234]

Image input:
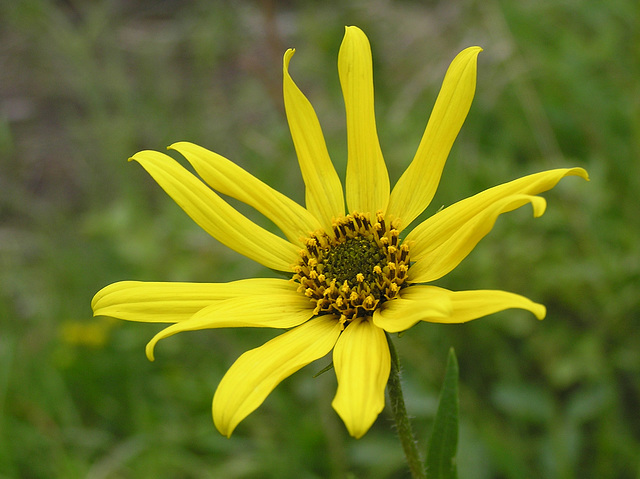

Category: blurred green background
[1, 0, 638, 477]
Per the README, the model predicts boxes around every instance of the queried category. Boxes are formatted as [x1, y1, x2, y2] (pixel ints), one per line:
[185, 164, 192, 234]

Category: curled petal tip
[531, 196, 547, 218]
[457, 45, 483, 59]
[577, 168, 590, 181]
[343, 25, 367, 41]
[129, 151, 145, 162]
[283, 48, 295, 67]
[214, 414, 233, 438]
[167, 141, 193, 152]
[459, 46, 482, 65]
[567, 166, 590, 181]
[145, 340, 157, 362]
[128, 150, 154, 163]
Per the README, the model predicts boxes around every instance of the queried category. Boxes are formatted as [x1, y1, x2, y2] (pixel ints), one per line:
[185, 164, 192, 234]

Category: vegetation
[1, 1, 637, 477]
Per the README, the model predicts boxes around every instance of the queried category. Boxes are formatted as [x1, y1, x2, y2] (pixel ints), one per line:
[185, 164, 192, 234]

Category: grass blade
[426, 348, 459, 479]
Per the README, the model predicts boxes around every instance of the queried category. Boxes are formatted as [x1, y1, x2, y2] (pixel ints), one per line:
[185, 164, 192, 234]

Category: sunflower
[92, 26, 588, 439]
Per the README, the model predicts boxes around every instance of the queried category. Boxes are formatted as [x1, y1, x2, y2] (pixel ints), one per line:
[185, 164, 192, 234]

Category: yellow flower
[60, 317, 117, 348]
[92, 26, 588, 439]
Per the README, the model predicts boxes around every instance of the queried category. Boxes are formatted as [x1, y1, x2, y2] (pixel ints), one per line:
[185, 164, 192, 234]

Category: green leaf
[313, 361, 334, 377]
[426, 348, 459, 479]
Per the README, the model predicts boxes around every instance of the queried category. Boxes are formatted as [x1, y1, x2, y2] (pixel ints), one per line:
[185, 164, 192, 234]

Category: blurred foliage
[0, 0, 638, 477]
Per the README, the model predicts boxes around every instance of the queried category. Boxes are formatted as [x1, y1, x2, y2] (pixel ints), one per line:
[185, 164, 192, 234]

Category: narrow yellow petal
[213, 316, 341, 437]
[130, 150, 299, 271]
[169, 142, 322, 246]
[408, 195, 546, 283]
[145, 288, 316, 361]
[331, 318, 390, 438]
[438, 287, 546, 323]
[406, 167, 589, 260]
[283, 49, 345, 231]
[385, 285, 545, 324]
[338, 26, 390, 215]
[373, 286, 452, 333]
[91, 278, 295, 323]
[387, 47, 482, 230]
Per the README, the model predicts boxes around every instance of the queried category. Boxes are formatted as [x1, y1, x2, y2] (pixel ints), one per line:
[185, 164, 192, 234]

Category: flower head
[92, 26, 588, 438]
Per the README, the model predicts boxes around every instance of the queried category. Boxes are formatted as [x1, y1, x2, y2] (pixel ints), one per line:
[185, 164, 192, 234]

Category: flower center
[293, 212, 410, 326]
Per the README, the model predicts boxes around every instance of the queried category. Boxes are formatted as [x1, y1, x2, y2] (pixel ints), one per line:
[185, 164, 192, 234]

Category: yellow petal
[386, 47, 482, 230]
[408, 194, 546, 283]
[406, 167, 589, 260]
[338, 26, 389, 215]
[377, 285, 545, 326]
[169, 142, 322, 246]
[283, 49, 345, 231]
[130, 150, 299, 271]
[91, 278, 295, 323]
[213, 316, 341, 437]
[373, 286, 452, 333]
[145, 287, 316, 361]
[436, 287, 546, 323]
[331, 318, 390, 438]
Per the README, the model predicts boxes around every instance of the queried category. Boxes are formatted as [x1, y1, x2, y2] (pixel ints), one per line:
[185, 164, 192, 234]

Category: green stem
[386, 333, 426, 479]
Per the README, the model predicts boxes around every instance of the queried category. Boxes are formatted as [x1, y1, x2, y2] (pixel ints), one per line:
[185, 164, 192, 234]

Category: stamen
[293, 212, 410, 324]
[400, 244, 409, 262]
